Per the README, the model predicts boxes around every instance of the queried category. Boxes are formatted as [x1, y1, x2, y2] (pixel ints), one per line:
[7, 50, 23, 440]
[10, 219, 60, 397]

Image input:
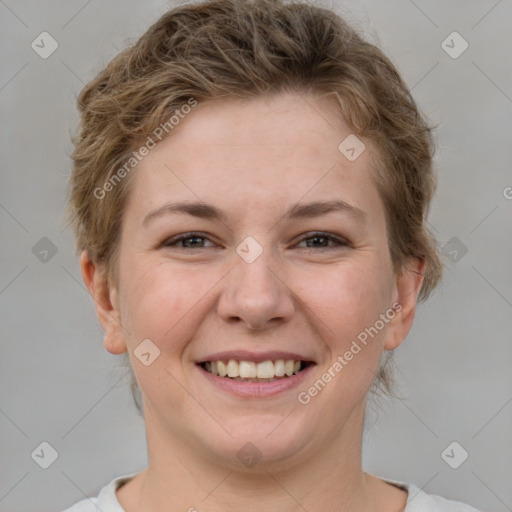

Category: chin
[197, 414, 317, 472]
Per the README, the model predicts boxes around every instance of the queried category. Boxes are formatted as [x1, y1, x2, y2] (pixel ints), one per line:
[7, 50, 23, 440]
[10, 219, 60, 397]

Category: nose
[216, 247, 295, 330]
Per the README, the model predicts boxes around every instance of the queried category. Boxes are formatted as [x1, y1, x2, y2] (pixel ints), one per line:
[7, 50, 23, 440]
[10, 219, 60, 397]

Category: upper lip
[196, 350, 316, 364]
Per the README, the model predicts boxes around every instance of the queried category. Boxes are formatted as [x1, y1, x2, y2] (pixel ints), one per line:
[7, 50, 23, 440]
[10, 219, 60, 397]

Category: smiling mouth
[198, 359, 314, 383]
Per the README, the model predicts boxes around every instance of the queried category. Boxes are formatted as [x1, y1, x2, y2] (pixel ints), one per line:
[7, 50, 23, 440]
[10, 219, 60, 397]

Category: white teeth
[227, 359, 239, 377]
[284, 360, 295, 376]
[217, 360, 228, 377]
[274, 359, 285, 377]
[203, 359, 305, 379]
[239, 361, 257, 378]
[256, 361, 275, 379]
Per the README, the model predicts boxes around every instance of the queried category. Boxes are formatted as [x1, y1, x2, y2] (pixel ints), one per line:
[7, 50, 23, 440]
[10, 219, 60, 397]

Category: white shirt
[61, 473, 482, 511]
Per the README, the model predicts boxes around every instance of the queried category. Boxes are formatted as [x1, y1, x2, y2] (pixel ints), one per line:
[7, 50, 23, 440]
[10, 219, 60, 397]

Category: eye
[162, 232, 216, 249]
[295, 232, 350, 249]
[161, 231, 350, 250]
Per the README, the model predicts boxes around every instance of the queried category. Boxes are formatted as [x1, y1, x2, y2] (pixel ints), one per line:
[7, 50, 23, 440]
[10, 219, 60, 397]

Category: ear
[80, 251, 127, 355]
[384, 257, 426, 351]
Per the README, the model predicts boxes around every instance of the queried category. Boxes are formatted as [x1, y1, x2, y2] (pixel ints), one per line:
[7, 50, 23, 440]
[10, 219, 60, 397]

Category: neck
[119, 400, 385, 512]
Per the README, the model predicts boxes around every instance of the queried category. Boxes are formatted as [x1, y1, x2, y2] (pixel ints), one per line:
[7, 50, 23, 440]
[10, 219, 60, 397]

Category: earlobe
[79, 251, 128, 355]
[103, 328, 128, 355]
[384, 258, 426, 351]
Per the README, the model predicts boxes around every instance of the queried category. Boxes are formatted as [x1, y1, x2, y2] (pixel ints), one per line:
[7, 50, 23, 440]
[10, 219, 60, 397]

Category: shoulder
[60, 473, 138, 512]
[381, 477, 482, 512]
[405, 484, 482, 512]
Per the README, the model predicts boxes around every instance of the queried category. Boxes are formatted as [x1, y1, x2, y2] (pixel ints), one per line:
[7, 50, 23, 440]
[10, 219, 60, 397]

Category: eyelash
[162, 231, 350, 250]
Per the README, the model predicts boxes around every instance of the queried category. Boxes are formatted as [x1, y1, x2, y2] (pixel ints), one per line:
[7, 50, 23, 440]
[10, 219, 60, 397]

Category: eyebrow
[142, 199, 366, 227]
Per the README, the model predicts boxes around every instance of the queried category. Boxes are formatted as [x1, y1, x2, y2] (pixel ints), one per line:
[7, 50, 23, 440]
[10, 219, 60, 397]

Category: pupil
[307, 236, 327, 248]
[185, 237, 203, 247]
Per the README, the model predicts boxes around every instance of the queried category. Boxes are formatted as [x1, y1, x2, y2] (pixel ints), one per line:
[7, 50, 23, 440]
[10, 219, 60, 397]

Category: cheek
[119, 263, 206, 403]
[118, 260, 180, 339]
[294, 259, 392, 341]
[119, 259, 219, 351]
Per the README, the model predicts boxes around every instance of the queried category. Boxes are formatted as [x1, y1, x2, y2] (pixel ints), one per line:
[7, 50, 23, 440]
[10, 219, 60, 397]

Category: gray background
[1, 0, 511, 511]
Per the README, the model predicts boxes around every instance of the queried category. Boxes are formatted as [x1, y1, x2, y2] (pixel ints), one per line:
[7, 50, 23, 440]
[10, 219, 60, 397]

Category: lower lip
[197, 364, 315, 398]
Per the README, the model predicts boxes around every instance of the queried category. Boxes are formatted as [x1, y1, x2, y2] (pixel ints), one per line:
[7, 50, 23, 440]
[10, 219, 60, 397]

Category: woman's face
[86, 92, 421, 470]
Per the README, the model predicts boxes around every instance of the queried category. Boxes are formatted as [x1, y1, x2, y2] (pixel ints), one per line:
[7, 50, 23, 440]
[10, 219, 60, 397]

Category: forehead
[124, 92, 384, 225]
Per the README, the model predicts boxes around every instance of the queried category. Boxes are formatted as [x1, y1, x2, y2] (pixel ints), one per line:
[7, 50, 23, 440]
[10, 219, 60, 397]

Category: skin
[81, 92, 424, 512]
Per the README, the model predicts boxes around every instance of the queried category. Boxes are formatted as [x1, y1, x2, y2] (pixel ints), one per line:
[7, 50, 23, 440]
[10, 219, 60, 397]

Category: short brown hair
[66, 0, 442, 406]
